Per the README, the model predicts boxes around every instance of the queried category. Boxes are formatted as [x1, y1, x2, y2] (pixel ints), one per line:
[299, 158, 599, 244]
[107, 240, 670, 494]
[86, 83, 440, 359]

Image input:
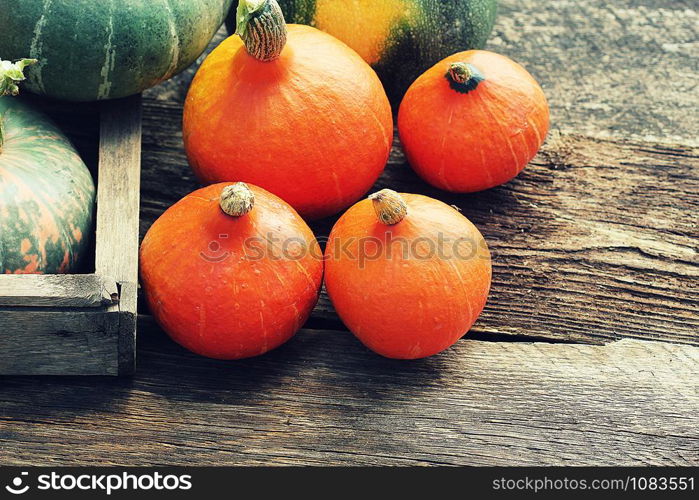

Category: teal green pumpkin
[226, 0, 498, 103]
[0, 98, 95, 273]
[0, 0, 233, 101]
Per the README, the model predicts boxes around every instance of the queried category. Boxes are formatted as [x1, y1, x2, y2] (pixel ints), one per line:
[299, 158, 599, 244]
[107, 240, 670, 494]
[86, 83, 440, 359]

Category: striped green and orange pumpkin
[0, 0, 233, 101]
[226, 0, 498, 104]
[0, 98, 95, 273]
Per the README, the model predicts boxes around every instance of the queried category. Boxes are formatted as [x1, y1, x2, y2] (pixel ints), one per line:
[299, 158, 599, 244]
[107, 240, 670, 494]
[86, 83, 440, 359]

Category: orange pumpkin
[324, 189, 492, 359]
[140, 182, 323, 360]
[398, 50, 550, 193]
[183, 0, 393, 220]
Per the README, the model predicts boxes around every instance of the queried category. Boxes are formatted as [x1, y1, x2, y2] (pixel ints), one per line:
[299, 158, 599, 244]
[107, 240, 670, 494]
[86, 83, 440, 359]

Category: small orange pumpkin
[324, 189, 492, 359]
[140, 182, 323, 360]
[398, 50, 550, 193]
[183, 0, 393, 220]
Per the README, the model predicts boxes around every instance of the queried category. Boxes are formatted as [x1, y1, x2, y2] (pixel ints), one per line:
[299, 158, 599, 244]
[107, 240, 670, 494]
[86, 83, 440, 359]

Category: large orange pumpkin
[324, 189, 492, 359]
[398, 50, 550, 193]
[183, 0, 393, 220]
[140, 182, 323, 360]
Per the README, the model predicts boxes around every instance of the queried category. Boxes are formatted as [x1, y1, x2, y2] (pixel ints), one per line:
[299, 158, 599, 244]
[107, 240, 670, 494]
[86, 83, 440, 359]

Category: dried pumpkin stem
[0, 58, 37, 152]
[236, 0, 288, 62]
[369, 189, 408, 225]
[220, 182, 255, 217]
[446, 62, 485, 94]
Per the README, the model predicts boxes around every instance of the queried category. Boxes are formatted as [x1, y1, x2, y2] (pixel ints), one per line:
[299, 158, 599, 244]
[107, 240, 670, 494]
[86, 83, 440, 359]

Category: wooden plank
[0, 274, 117, 308]
[95, 95, 142, 284]
[0, 324, 696, 465]
[117, 282, 138, 376]
[0, 310, 119, 376]
[138, 92, 699, 346]
[492, 0, 699, 147]
[93, 95, 142, 377]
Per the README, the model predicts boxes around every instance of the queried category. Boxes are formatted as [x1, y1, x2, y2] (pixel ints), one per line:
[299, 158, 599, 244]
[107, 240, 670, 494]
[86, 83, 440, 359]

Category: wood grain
[491, 0, 699, 146]
[0, 309, 119, 376]
[96, 95, 143, 375]
[96, 95, 142, 284]
[116, 282, 138, 375]
[0, 323, 697, 466]
[0, 274, 117, 308]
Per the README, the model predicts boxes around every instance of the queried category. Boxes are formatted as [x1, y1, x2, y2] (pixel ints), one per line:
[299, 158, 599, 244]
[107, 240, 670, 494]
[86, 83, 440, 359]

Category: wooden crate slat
[0, 274, 117, 308]
[95, 95, 142, 284]
[116, 281, 138, 375]
[0, 310, 119, 375]
[93, 94, 142, 377]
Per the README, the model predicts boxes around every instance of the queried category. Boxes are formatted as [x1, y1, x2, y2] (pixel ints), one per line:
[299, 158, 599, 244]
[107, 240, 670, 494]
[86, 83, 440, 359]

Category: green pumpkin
[0, 0, 233, 101]
[0, 98, 95, 273]
[226, 0, 498, 104]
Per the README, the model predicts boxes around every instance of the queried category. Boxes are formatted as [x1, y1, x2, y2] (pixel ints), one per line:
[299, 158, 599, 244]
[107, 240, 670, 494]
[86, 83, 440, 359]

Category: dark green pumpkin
[0, 0, 233, 101]
[226, 0, 498, 104]
[0, 98, 95, 273]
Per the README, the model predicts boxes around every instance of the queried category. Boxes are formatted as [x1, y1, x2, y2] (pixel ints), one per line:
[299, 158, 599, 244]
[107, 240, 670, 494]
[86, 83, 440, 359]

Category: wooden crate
[0, 95, 142, 376]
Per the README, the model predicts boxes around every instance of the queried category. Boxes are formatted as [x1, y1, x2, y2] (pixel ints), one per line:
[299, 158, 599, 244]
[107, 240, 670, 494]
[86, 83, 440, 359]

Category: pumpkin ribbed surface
[0, 0, 232, 101]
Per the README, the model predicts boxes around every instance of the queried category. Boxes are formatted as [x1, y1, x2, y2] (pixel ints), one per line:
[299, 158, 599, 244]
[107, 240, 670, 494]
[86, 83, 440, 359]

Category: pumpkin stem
[369, 189, 408, 225]
[446, 62, 485, 94]
[220, 182, 255, 217]
[235, 0, 288, 62]
[0, 58, 37, 152]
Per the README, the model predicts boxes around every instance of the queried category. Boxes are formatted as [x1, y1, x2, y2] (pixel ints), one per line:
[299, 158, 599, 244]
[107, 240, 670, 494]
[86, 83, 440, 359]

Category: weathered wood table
[1, 0, 697, 466]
